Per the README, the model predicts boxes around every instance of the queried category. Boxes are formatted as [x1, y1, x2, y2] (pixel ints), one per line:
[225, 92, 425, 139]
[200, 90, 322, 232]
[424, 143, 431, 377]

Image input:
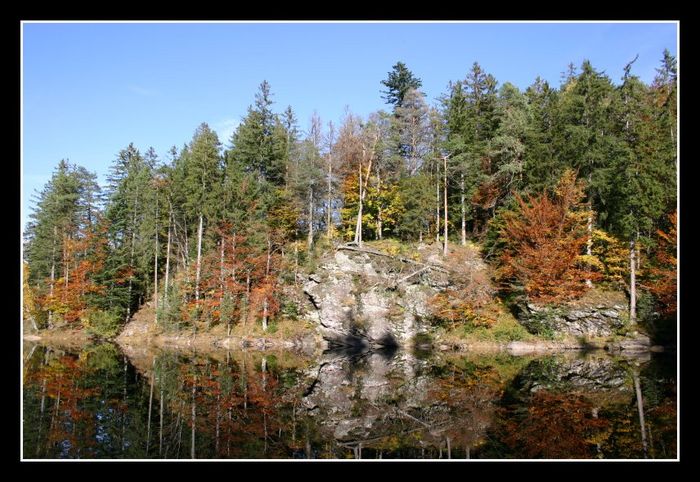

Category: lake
[22, 343, 676, 459]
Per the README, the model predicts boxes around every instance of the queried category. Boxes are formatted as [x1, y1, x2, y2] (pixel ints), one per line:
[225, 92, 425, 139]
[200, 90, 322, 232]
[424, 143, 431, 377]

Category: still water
[22, 343, 676, 459]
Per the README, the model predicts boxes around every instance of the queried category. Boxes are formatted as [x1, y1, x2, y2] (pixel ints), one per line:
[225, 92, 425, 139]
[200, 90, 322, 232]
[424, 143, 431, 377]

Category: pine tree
[183, 123, 223, 301]
[24, 160, 101, 326]
[605, 56, 676, 324]
[380, 61, 422, 109]
[393, 88, 430, 176]
[523, 76, 561, 193]
[228, 81, 286, 186]
[101, 144, 154, 320]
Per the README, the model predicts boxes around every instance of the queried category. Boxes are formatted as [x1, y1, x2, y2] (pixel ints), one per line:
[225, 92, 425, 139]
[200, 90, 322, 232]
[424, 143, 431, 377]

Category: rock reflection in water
[22, 343, 676, 459]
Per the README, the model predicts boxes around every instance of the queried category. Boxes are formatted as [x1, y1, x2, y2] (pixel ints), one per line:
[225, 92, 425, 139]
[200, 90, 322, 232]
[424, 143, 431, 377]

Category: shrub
[83, 309, 122, 338]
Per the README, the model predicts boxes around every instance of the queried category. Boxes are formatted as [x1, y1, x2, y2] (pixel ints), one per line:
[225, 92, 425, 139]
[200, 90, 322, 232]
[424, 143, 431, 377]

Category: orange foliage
[472, 180, 500, 211]
[42, 223, 108, 323]
[497, 170, 596, 304]
[498, 390, 609, 458]
[183, 224, 283, 328]
[644, 211, 677, 315]
[25, 354, 101, 455]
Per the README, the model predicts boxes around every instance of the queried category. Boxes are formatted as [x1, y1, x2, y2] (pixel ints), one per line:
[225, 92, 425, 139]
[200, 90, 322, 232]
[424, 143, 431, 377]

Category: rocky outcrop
[516, 291, 628, 337]
[606, 334, 651, 352]
[303, 246, 452, 348]
[521, 356, 631, 393]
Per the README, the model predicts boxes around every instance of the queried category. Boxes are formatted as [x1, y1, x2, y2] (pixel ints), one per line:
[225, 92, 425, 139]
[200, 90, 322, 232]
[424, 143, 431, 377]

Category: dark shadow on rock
[373, 343, 398, 361]
[374, 332, 399, 348]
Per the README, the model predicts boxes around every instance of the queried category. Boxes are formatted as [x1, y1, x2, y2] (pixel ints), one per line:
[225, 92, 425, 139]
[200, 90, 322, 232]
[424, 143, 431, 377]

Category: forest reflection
[22, 343, 676, 459]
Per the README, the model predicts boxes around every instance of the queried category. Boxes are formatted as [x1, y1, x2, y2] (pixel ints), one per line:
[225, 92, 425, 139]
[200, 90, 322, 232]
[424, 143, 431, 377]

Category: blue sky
[22, 21, 678, 230]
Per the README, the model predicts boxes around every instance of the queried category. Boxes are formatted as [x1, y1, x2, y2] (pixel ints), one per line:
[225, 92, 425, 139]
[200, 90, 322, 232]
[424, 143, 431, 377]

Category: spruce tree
[381, 61, 422, 109]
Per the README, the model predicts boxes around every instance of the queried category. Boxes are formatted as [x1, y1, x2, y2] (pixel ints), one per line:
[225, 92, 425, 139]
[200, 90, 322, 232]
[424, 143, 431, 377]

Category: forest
[22, 52, 677, 343]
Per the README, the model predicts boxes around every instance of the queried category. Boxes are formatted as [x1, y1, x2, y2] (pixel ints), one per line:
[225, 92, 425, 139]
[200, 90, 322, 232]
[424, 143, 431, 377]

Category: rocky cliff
[303, 244, 455, 349]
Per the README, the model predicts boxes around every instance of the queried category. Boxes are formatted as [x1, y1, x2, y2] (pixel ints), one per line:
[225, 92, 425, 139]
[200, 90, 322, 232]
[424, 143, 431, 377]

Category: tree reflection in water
[22, 343, 676, 459]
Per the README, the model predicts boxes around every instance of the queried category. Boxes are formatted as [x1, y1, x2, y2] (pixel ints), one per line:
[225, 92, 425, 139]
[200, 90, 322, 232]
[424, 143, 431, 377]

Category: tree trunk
[219, 236, 225, 307]
[121, 356, 127, 453]
[354, 156, 363, 246]
[354, 141, 375, 246]
[182, 219, 190, 284]
[147, 358, 155, 454]
[159, 383, 164, 456]
[126, 189, 139, 322]
[262, 236, 271, 332]
[630, 239, 637, 324]
[327, 149, 333, 239]
[460, 173, 466, 246]
[376, 169, 383, 240]
[191, 375, 196, 459]
[154, 199, 159, 326]
[164, 208, 172, 308]
[195, 214, 203, 301]
[36, 377, 47, 457]
[262, 299, 269, 332]
[266, 235, 272, 277]
[126, 227, 136, 321]
[443, 156, 448, 257]
[63, 235, 69, 302]
[230, 231, 237, 279]
[215, 392, 220, 455]
[294, 242, 299, 287]
[633, 369, 648, 458]
[243, 272, 250, 327]
[48, 225, 57, 327]
[261, 356, 267, 391]
[307, 187, 314, 249]
[586, 194, 593, 288]
[436, 168, 440, 243]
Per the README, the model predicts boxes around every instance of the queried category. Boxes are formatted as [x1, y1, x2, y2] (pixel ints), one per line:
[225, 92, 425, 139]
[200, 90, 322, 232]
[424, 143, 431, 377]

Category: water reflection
[22, 342, 676, 459]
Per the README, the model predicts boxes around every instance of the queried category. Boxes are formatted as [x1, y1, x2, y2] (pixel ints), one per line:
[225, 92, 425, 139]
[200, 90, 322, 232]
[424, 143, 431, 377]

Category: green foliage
[462, 311, 533, 342]
[381, 61, 422, 108]
[489, 317, 532, 342]
[157, 283, 185, 332]
[521, 309, 558, 340]
[228, 81, 288, 186]
[82, 343, 121, 372]
[397, 174, 433, 240]
[82, 309, 122, 338]
[280, 299, 300, 320]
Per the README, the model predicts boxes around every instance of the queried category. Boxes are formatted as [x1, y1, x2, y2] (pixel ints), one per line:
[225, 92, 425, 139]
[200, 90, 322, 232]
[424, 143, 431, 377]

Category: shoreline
[23, 327, 664, 357]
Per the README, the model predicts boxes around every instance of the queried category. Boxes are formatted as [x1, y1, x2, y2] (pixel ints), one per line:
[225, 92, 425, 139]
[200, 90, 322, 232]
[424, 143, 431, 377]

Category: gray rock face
[606, 334, 651, 352]
[301, 350, 432, 442]
[520, 301, 626, 337]
[516, 355, 635, 394]
[303, 249, 448, 347]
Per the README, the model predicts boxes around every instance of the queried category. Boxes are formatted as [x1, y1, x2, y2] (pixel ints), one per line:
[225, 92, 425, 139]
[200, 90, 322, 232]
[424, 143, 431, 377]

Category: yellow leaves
[591, 229, 628, 285]
[576, 254, 605, 271]
[429, 292, 497, 328]
[22, 262, 38, 323]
